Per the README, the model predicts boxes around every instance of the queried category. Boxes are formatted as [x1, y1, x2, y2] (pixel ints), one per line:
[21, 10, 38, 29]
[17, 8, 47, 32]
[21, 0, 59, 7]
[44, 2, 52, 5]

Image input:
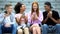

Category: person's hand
[35, 14, 38, 20]
[47, 11, 52, 18]
[4, 14, 9, 18]
[4, 23, 11, 27]
[31, 14, 35, 20]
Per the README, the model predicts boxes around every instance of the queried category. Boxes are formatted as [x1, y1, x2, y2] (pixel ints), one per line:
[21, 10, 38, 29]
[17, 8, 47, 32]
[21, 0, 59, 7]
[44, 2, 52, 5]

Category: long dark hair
[14, 2, 23, 14]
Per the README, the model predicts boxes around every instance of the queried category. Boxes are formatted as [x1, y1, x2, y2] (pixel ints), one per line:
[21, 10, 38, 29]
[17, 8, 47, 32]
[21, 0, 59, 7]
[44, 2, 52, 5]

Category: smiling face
[5, 4, 13, 14]
[32, 3, 38, 11]
[31, 2, 39, 16]
[20, 4, 26, 13]
[44, 5, 51, 12]
[6, 6, 13, 13]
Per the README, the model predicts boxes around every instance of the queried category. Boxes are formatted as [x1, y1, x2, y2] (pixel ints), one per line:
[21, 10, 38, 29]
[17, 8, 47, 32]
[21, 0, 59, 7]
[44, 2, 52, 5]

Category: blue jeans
[42, 24, 60, 34]
[0, 24, 2, 34]
[12, 23, 17, 34]
[2, 25, 13, 33]
[1, 24, 17, 34]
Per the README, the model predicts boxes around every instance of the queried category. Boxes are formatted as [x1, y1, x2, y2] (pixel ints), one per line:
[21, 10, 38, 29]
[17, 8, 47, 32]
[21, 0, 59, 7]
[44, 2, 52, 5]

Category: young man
[0, 4, 17, 34]
[42, 2, 60, 34]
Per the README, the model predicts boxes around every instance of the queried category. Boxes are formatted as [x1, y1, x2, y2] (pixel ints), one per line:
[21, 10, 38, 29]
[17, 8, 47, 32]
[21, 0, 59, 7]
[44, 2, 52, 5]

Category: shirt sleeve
[38, 11, 43, 22]
[0, 13, 5, 24]
[55, 11, 59, 20]
[28, 13, 32, 24]
[10, 13, 16, 24]
[15, 14, 17, 18]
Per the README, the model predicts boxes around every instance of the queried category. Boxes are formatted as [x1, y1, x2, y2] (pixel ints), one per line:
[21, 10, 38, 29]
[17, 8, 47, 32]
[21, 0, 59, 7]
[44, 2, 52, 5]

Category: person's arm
[0, 13, 5, 24]
[28, 14, 36, 27]
[42, 16, 48, 23]
[50, 17, 58, 23]
[25, 15, 28, 24]
[15, 17, 20, 24]
[37, 11, 43, 22]
[50, 12, 59, 24]
[28, 13, 32, 24]
[25, 13, 31, 27]
[42, 12, 49, 23]
[9, 13, 16, 24]
[11, 16, 16, 24]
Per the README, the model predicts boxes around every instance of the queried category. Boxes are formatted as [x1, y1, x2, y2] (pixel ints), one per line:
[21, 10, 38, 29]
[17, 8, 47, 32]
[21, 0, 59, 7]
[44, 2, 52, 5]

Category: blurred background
[0, 0, 60, 16]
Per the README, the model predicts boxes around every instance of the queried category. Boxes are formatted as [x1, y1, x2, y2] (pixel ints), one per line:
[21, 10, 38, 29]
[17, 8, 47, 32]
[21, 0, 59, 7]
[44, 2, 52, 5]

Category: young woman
[14, 2, 29, 34]
[28, 2, 43, 34]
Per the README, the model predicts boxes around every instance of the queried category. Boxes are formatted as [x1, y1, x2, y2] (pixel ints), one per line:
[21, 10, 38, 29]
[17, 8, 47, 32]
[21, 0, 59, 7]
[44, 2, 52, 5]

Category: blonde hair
[5, 4, 12, 9]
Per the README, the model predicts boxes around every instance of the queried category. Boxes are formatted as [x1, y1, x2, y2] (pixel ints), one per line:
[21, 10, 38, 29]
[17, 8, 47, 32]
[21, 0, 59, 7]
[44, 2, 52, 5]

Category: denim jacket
[0, 12, 16, 25]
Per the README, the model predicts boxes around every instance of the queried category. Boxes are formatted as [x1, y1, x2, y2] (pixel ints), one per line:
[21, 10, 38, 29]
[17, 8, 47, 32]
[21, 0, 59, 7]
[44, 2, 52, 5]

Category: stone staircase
[0, 0, 60, 34]
[0, 0, 60, 15]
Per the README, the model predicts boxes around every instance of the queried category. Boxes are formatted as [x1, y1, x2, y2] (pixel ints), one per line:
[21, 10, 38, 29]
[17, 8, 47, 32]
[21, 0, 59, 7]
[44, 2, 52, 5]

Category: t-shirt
[43, 10, 59, 26]
[15, 13, 22, 19]
[15, 13, 27, 24]
[15, 13, 26, 29]
[4, 15, 11, 24]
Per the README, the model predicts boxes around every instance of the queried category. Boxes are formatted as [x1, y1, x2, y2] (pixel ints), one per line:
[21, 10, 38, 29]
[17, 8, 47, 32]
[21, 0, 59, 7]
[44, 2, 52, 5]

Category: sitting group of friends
[0, 1, 60, 34]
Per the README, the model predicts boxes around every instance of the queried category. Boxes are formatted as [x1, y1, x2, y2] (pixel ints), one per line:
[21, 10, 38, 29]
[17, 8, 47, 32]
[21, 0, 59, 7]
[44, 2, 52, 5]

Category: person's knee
[38, 26, 41, 28]
[36, 26, 41, 29]
[43, 24, 47, 26]
[42, 24, 48, 28]
[24, 27, 29, 30]
[32, 27, 36, 31]
[36, 27, 41, 32]
[18, 29, 23, 33]
[56, 24, 60, 29]
[24, 27, 29, 34]
[56, 24, 60, 26]
[24, 27, 29, 32]
[42, 24, 48, 31]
